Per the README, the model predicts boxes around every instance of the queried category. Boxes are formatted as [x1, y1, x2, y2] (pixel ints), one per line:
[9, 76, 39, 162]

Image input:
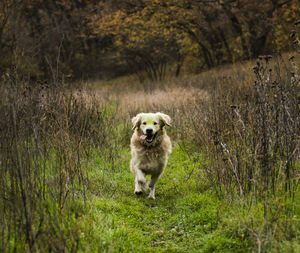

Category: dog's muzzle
[140, 132, 157, 143]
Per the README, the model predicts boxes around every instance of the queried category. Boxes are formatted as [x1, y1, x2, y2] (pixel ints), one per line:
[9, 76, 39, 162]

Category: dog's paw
[148, 194, 155, 200]
[147, 187, 155, 199]
[142, 183, 150, 195]
[134, 190, 143, 195]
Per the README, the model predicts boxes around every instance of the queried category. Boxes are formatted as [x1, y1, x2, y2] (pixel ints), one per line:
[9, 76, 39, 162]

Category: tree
[90, 0, 190, 80]
[0, 0, 298, 81]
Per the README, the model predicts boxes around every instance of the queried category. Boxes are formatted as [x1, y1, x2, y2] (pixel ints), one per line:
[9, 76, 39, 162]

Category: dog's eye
[142, 122, 146, 125]
[153, 122, 158, 125]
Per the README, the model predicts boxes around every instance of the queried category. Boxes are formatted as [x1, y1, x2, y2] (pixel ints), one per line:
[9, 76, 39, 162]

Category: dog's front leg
[134, 169, 147, 195]
[148, 174, 160, 199]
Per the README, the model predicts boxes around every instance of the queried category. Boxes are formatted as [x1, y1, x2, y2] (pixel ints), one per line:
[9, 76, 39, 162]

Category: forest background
[1, 0, 299, 81]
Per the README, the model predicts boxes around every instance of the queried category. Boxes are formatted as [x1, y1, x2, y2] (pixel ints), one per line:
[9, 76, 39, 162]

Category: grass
[1, 53, 299, 252]
[60, 131, 299, 252]
[66, 144, 254, 252]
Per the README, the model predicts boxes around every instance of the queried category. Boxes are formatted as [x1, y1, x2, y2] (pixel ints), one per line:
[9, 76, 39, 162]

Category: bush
[0, 76, 120, 251]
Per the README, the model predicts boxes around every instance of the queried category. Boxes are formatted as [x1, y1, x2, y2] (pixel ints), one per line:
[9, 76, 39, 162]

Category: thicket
[2, 49, 299, 253]
[0, 74, 123, 251]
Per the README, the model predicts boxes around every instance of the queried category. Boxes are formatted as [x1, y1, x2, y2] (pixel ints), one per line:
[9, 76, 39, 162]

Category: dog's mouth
[140, 133, 157, 143]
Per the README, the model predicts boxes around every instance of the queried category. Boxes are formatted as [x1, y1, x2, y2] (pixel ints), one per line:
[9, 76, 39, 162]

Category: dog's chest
[138, 149, 164, 173]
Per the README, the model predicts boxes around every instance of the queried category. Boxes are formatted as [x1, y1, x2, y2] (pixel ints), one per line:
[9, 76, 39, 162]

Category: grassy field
[48, 142, 299, 252]
[0, 54, 299, 252]
[60, 145, 252, 252]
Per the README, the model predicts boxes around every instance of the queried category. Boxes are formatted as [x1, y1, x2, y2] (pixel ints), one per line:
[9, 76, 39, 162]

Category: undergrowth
[0, 52, 299, 252]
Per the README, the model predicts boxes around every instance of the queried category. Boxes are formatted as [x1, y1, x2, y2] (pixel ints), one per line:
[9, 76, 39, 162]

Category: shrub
[0, 76, 119, 251]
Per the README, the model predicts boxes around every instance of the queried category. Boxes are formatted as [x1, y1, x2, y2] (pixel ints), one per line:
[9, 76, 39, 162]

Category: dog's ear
[131, 113, 142, 130]
[157, 112, 171, 127]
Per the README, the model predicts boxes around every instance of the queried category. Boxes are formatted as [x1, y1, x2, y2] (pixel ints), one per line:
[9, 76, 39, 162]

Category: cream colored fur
[130, 112, 172, 199]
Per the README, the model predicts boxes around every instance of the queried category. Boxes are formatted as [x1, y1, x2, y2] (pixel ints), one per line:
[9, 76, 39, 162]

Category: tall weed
[0, 76, 120, 251]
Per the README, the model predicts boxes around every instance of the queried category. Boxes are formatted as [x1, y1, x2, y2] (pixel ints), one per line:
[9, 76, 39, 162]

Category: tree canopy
[0, 0, 299, 81]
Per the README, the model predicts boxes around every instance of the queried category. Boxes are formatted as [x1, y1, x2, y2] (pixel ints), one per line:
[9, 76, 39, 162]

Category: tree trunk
[218, 28, 233, 63]
[221, 4, 250, 60]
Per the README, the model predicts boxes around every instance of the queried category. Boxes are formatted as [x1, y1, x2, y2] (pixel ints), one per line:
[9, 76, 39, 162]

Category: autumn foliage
[0, 0, 299, 81]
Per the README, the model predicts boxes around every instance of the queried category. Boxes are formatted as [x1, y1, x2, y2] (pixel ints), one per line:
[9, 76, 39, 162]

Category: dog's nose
[146, 129, 153, 134]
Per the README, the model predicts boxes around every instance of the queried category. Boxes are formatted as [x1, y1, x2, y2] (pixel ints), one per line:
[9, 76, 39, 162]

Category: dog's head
[132, 112, 171, 145]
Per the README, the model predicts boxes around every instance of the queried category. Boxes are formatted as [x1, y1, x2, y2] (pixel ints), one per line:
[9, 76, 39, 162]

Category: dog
[130, 112, 172, 199]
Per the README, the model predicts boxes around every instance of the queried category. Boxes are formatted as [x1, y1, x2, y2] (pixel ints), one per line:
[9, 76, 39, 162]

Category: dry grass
[77, 78, 210, 119]
[79, 57, 259, 120]
[112, 86, 209, 117]
[1, 50, 299, 252]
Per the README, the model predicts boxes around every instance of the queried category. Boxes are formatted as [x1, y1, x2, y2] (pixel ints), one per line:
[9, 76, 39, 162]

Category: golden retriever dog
[130, 112, 172, 199]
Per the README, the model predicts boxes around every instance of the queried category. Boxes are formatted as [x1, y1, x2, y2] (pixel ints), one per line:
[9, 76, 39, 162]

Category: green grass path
[73, 145, 251, 252]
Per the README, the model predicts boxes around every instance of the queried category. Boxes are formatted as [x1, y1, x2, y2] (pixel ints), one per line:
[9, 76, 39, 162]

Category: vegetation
[0, 0, 300, 80]
[1, 50, 299, 251]
[0, 1, 300, 252]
